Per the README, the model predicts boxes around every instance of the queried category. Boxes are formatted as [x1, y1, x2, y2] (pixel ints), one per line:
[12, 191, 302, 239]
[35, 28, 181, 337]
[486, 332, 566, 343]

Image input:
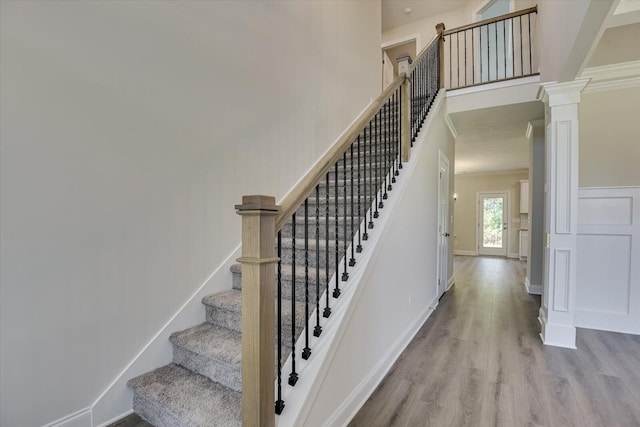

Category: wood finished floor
[350, 256, 640, 427]
[113, 256, 640, 427]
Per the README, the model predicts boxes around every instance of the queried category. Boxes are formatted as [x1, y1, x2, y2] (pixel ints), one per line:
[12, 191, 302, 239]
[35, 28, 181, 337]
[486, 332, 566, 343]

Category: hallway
[350, 256, 640, 427]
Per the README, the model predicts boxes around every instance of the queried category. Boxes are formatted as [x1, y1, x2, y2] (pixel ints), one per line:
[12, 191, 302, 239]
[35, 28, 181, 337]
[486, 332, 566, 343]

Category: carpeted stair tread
[128, 364, 241, 427]
[170, 323, 242, 392]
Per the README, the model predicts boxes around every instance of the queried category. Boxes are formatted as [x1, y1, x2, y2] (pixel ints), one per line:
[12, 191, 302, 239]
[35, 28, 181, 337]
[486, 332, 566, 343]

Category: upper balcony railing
[443, 6, 538, 90]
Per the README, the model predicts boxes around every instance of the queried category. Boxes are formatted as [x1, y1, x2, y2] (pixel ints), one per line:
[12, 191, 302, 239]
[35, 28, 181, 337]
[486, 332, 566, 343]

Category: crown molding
[455, 168, 528, 177]
[537, 79, 590, 107]
[525, 119, 545, 139]
[580, 60, 640, 94]
[444, 114, 458, 140]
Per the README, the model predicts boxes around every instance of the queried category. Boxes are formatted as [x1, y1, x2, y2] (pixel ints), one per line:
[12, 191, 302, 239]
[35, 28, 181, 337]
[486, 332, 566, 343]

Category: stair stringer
[277, 91, 449, 427]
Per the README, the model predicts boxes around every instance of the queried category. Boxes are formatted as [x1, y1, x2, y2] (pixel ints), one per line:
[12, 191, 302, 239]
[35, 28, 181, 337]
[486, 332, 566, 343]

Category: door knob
[444, 233, 450, 237]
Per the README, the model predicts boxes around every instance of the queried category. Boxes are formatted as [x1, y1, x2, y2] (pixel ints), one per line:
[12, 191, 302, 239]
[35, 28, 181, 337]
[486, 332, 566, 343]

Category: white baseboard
[454, 250, 476, 256]
[43, 407, 91, 427]
[447, 275, 455, 290]
[508, 252, 520, 259]
[324, 297, 437, 427]
[524, 277, 542, 295]
[90, 245, 241, 426]
[575, 310, 640, 335]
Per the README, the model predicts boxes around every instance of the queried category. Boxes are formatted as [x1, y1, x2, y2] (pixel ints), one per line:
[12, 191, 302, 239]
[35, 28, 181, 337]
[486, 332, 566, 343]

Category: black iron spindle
[314, 185, 322, 337]
[398, 86, 402, 170]
[384, 100, 390, 198]
[349, 142, 356, 266]
[356, 134, 363, 251]
[479, 25, 483, 82]
[367, 119, 374, 230]
[503, 20, 507, 79]
[323, 172, 330, 318]
[374, 112, 380, 217]
[495, 23, 498, 80]
[333, 164, 340, 298]
[341, 153, 348, 282]
[456, 32, 460, 88]
[528, 13, 532, 74]
[275, 231, 284, 414]
[472, 27, 475, 85]
[302, 200, 311, 360]
[519, 15, 523, 76]
[289, 213, 298, 386]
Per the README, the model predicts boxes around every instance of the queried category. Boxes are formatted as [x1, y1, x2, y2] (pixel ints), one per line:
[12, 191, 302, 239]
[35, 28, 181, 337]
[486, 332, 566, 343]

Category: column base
[538, 308, 576, 349]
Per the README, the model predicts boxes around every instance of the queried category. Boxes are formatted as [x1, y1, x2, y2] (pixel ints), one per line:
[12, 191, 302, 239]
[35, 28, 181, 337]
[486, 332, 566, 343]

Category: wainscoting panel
[575, 187, 640, 335]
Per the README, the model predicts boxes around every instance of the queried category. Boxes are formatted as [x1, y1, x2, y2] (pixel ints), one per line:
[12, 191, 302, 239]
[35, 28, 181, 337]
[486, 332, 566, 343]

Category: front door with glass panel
[478, 192, 508, 256]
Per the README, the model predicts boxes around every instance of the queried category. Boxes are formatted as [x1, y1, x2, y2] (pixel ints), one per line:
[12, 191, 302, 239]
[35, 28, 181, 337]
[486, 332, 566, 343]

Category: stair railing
[237, 29, 442, 426]
[443, 6, 538, 90]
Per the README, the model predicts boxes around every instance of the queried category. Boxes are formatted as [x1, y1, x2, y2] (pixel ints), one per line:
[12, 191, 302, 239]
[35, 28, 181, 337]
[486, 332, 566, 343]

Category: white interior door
[437, 153, 450, 298]
[478, 192, 508, 257]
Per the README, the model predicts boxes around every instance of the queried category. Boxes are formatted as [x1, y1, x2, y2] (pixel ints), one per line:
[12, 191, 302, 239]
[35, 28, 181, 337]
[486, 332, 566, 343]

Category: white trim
[446, 75, 540, 97]
[444, 114, 458, 139]
[508, 252, 520, 259]
[437, 151, 451, 299]
[323, 298, 437, 427]
[526, 119, 544, 139]
[456, 168, 529, 177]
[580, 61, 640, 94]
[447, 275, 455, 291]
[473, 0, 496, 21]
[43, 408, 92, 427]
[454, 250, 477, 256]
[381, 34, 420, 51]
[476, 191, 510, 257]
[614, 0, 640, 15]
[525, 277, 543, 295]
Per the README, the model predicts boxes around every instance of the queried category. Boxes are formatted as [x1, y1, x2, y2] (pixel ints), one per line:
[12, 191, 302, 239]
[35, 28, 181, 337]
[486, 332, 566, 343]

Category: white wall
[0, 1, 381, 425]
[300, 95, 455, 426]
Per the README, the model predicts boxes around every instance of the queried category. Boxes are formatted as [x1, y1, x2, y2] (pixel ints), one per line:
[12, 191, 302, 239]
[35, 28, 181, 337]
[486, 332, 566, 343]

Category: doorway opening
[477, 192, 509, 256]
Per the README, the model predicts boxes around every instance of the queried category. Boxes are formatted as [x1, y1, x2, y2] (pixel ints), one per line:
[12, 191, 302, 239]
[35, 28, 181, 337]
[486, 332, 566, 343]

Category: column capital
[525, 119, 545, 139]
[537, 79, 590, 107]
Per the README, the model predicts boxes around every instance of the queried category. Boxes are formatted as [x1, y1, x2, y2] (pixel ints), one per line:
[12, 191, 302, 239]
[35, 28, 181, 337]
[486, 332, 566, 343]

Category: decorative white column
[537, 79, 589, 349]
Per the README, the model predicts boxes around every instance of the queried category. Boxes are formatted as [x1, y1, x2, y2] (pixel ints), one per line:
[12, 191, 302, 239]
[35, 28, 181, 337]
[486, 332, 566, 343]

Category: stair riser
[133, 395, 183, 427]
[205, 304, 306, 345]
[172, 346, 241, 393]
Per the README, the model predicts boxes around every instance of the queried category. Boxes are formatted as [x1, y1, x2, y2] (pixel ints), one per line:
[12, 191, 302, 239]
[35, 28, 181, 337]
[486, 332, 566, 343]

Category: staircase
[127, 114, 401, 426]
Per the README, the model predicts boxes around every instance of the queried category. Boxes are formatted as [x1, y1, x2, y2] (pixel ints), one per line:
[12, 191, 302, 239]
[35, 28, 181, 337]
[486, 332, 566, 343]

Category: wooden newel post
[236, 195, 280, 427]
[436, 23, 446, 89]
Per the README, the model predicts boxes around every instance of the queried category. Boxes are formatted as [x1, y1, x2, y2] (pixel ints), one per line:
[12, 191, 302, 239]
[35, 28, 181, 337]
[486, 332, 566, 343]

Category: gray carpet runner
[127, 120, 398, 426]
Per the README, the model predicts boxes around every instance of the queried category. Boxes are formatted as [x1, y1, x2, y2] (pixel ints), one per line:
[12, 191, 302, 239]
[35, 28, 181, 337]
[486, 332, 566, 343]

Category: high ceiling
[450, 101, 544, 175]
[382, 0, 469, 32]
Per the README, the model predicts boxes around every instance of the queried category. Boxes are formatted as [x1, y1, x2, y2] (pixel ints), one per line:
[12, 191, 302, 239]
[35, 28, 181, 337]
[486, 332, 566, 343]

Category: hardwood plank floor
[350, 256, 640, 427]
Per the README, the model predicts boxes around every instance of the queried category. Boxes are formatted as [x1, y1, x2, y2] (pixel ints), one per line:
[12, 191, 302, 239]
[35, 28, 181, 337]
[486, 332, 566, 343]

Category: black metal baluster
[333, 164, 340, 298]
[323, 173, 330, 318]
[302, 200, 311, 360]
[375, 110, 382, 213]
[449, 32, 452, 88]
[511, 17, 515, 78]
[341, 152, 348, 282]
[374, 112, 380, 217]
[472, 27, 475, 84]
[495, 23, 498, 80]
[289, 213, 298, 386]
[486, 25, 490, 81]
[519, 15, 523, 76]
[275, 231, 284, 414]
[528, 13, 532, 74]
[349, 142, 356, 266]
[503, 20, 507, 79]
[479, 25, 483, 82]
[384, 100, 390, 198]
[367, 119, 374, 230]
[314, 185, 322, 337]
[456, 32, 460, 88]
[392, 91, 398, 181]
[356, 134, 364, 251]
[398, 86, 402, 170]
[464, 30, 467, 87]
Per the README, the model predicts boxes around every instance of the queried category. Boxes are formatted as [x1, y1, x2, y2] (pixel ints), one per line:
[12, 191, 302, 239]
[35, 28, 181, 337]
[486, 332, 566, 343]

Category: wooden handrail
[275, 76, 405, 231]
[443, 5, 537, 35]
[409, 33, 440, 74]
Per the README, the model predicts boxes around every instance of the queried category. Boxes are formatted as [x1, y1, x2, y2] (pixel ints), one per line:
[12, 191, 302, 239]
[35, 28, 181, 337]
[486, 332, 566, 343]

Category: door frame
[476, 190, 510, 257]
[437, 151, 451, 299]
